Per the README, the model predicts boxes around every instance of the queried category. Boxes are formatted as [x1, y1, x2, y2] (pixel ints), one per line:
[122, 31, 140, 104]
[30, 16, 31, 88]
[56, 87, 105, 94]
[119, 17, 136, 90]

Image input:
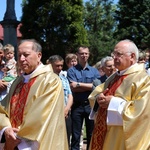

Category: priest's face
[113, 41, 135, 71]
[18, 41, 42, 74]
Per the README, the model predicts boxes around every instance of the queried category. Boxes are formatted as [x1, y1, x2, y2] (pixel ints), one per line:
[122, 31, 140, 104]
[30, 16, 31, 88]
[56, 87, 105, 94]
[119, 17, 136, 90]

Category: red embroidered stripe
[90, 75, 127, 150]
[10, 77, 36, 128]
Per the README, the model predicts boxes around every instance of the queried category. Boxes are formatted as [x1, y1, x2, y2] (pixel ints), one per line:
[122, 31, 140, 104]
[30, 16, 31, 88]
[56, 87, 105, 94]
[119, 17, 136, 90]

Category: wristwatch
[76, 82, 80, 87]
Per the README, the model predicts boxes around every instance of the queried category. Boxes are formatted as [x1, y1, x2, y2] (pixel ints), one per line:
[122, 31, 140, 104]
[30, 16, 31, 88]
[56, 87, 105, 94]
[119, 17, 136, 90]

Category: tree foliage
[115, 0, 150, 49]
[20, 0, 150, 64]
[20, 0, 88, 63]
[84, 0, 117, 64]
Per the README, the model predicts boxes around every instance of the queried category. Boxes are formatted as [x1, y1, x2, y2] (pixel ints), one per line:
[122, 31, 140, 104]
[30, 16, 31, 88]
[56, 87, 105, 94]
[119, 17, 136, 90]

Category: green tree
[84, 0, 117, 64]
[20, 0, 88, 63]
[115, 0, 150, 49]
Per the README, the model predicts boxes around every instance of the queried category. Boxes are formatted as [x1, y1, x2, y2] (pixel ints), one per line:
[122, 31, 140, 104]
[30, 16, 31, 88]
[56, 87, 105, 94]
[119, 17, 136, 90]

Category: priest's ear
[130, 52, 136, 61]
[37, 52, 42, 63]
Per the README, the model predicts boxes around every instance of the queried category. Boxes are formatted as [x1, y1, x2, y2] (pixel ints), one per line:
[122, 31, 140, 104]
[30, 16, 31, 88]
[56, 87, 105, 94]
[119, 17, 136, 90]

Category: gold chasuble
[90, 75, 127, 150]
[0, 64, 68, 150]
[88, 64, 150, 150]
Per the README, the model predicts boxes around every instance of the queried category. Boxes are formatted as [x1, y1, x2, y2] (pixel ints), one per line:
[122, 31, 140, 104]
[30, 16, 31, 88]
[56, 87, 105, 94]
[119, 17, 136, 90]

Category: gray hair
[48, 55, 64, 64]
[101, 56, 114, 67]
[94, 61, 101, 70]
[19, 39, 42, 52]
[119, 39, 139, 61]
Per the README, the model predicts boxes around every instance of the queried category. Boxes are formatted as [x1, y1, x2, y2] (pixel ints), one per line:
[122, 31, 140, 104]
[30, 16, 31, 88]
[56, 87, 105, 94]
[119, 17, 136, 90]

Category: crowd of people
[0, 39, 150, 150]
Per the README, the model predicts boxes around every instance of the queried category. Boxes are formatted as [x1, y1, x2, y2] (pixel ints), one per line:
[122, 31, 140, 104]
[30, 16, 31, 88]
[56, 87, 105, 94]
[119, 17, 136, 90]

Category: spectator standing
[0, 44, 18, 101]
[91, 56, 116, 117]
[138, 50, 150, 76]
[144, 49, 150, 75]
[94, 61, 105, 76]
[0, 43, 7, 98]
[138, 50, 146, 64]
[0, 39, 68, 150]
[89, 39, 150, 150]
[67, 46, 100, 150]
[60, 53, 78, 77]
[145, 49, 150, 69]
[48, 55, 73, 148]
[93, 56, 116, 90]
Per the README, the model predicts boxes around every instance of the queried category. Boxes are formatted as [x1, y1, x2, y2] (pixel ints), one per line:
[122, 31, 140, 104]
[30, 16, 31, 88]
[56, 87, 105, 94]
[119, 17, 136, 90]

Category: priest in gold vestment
[0, 39, 68, 150]
[88, 39, 150, 150]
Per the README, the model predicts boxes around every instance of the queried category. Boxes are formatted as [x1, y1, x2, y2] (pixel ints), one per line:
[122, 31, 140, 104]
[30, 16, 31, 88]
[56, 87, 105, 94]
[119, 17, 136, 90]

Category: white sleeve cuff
[17, 138, 39, 150]
[107, 97, 126, 126]
[89, 108, 96, 120]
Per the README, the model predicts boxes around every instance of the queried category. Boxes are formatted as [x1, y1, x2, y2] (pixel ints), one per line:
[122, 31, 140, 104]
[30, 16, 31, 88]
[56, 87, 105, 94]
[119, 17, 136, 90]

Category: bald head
[113, 40, 139, 71]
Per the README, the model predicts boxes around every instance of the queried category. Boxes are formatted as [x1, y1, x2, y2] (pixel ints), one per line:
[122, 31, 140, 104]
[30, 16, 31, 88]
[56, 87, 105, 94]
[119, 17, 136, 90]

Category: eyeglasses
[112, 51, 131, 57]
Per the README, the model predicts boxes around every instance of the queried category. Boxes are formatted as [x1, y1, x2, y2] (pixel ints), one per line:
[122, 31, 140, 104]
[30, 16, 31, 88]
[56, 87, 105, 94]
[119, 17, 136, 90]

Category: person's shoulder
[43, 67, 62, 83]
[147, 68, 150, 76]
[87, 64, 97, 69]
[93, 78, 101, 85]
[33, 64, 55, 78]
[9, 57, 16, 63]
[59, 70, 67, 77]
[100, 75, 107, 83]
[41, 64, 53, 72]
[87, 65, 99, 73]
[70, 64, 79, 69]
[59, 75, 70, 85]
[59, 74, 67, 80]
[67, 64, 79, 72]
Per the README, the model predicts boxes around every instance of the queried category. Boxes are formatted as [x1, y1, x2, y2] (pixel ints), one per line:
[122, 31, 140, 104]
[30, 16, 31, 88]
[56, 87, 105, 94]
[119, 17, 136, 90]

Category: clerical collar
[23, 64, 44, 83]
[117, 63, 138, 76]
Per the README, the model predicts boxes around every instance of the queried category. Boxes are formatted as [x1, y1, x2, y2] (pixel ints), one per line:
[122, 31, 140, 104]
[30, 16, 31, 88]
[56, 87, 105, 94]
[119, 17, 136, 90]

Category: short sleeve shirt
[59, 75, 72, 106]
[67, 64, 100, 101]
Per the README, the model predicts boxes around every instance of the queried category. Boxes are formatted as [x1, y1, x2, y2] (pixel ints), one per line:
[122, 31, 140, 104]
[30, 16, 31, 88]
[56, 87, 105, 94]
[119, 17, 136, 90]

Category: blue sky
[0, 0, 118, 21]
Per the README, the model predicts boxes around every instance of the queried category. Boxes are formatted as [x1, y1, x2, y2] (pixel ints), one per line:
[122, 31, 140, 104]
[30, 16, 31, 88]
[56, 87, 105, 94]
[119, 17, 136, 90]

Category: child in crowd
[0, 44, 17, 101]
[2, 44, 17, 82]
[65, 53, 78, 68]
[138, 50, 146, 64]
[59, 53, 78, 77]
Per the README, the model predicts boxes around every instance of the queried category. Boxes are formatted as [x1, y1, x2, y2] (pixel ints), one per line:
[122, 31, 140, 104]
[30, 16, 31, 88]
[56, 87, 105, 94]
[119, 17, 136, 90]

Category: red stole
[90, 74, 128, 150]
[10, 77, 36, 128]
